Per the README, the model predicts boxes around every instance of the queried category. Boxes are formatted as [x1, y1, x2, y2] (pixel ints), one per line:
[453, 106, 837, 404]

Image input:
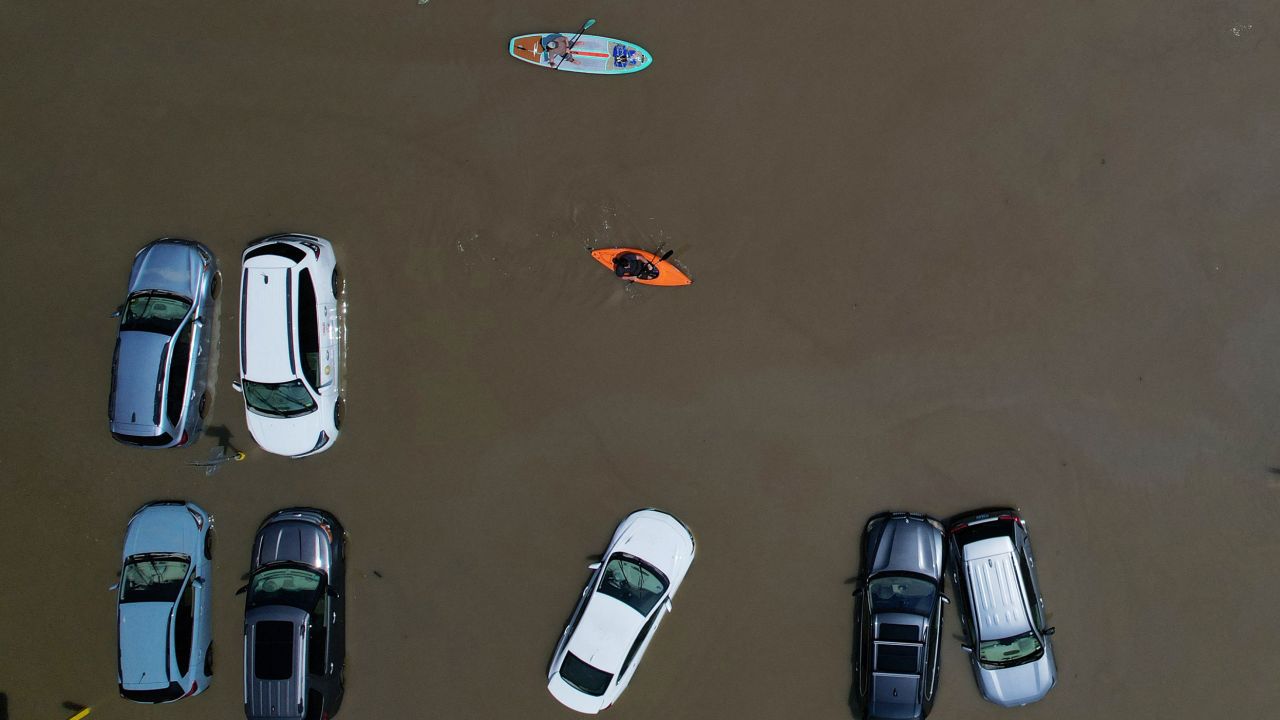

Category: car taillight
[183, 682, 198, 698]
[998, 513, 1025, 525]
[179, 430, 189, 445]
[950, 522, 968, 533]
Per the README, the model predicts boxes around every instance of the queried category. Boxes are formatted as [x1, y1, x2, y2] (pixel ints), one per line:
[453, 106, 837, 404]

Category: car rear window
[112, 431, 174, 447]
[245, 243, 306, 263]
[254, 621, 296, 680]
[560, 652, 612, 697]
[954, 518, 1015, 545]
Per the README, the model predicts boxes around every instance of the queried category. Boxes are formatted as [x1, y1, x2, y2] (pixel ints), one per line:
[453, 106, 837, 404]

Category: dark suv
[241, 508, 346, 720]
[851, 512, 948, 720]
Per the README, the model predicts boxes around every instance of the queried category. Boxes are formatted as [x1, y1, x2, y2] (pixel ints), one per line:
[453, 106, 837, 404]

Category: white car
[234, 234, 344, 458]
[547, 509, 695, 714]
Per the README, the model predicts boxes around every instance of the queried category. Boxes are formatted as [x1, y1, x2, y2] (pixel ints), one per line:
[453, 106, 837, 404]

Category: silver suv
[109, 238, 219, 448]
[947, 509, 1056, 707]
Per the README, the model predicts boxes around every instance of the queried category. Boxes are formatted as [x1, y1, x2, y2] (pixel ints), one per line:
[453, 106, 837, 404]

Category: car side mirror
[193, 577, 206, 588]
[961, 644, 973, 653]
[665, 599, 673, 613]
[235, 584, 248, 596]
[588, 562, 601, 571]
[941, 594, 950, 605]
[109, 582, 119, 592]
[231, 380, 243, 393]
[110, 306, 122, 318]
[328, 587, 339, 598]
[1043, 626, 1055, 636]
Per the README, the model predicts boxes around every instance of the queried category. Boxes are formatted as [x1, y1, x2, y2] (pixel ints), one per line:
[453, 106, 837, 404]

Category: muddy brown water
[4, 1, 1280, 718]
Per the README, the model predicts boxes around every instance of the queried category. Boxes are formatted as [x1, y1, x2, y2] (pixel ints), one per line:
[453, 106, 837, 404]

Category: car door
[195, 540, 213, 678]
[317, 300, 338, 396]
[616, 600, 666, 687]
[1020, 539, 1048, 634]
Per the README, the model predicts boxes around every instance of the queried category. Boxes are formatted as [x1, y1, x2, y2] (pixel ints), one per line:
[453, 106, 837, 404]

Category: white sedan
[234, 233, 344, 457]
[547, 509, 695, 714]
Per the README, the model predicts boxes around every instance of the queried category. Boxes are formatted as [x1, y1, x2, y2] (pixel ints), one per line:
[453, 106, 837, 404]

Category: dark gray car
[852, 512, 948, 720]
[109, 238, 219, 448]
[240, 508, 346, 720]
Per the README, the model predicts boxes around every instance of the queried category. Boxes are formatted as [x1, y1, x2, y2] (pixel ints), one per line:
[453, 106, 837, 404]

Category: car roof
[111, 331, 171, 432]
[242, 266, 297, 382]
[565, 594, 648, 674]
[118, 601, 175, 689]
[963, 537, 1033, 641]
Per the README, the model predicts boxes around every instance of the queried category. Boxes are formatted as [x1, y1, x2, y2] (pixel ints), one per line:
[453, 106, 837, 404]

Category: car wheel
[334, 396, 344, 430]
[204, 527, 214, 560]
[331, 265, 344, 299]
[204, 642, 213, 677]
[198, 390, 210, 419]
[210, 271, 221, 300]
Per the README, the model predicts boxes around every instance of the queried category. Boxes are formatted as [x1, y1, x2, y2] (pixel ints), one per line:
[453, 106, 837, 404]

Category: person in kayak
[542, 33, 577, 65]
[613, 252, 660, 280]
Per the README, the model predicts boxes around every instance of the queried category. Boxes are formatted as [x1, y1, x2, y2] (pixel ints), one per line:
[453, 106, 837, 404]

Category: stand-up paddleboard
[509, 33, 652, 74]
[591, 248, 692, 286]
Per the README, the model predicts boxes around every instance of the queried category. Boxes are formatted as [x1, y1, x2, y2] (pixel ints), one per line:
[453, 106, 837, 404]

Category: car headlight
[306, 431, 329, 454]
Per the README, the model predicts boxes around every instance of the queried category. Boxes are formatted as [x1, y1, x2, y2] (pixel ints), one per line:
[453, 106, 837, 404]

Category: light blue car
[115, 501, 214, 703]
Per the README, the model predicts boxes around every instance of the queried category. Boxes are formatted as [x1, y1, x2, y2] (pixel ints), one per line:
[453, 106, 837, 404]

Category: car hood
[253, 519, 332, 572]
[566, 595, 647, 675]
[124, 505, 198, 557]
[976, 650, 1056, 706]
[866, 517, 943, 580]
[112, 331, 169, 429]
[118, 602, 172, 688]
[129, 241, 203, 299]
[245, 406, 326, 458]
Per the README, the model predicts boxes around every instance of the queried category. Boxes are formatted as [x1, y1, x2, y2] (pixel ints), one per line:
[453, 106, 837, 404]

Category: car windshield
[121, 292, 191, 335]
[597, 553, 669, 616]
[243, 379, 317, 418]
[979, 630, 1043, 665]
[867, 575, 937, 616]
[559, 652, 613, 697]
[248, 566, 324, 611]
[121, 554, 191, 603]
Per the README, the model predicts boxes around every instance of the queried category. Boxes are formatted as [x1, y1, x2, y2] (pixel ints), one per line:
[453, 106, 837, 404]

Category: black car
[851, 512, 948, 720]
[240, 508, 346, 720]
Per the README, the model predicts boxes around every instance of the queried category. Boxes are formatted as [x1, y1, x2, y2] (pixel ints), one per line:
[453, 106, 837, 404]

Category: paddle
[552, 18, 596, 69]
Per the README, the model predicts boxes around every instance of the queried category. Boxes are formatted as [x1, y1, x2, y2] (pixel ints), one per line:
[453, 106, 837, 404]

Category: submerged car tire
[334, 396, 345, 430]
[204, 527, 214, 559]
[210, 271, 222, 300]
[331, 265, 344, 298]
[204, 642, 213, 677]
[198, 390, 210, 419]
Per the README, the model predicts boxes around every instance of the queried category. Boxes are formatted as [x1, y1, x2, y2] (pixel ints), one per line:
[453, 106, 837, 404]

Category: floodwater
[3, 1, 1280, 718]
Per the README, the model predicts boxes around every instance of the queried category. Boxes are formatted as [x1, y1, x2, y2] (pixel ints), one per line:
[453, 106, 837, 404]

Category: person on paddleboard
[613, 252, 660, 280]
[542, 33, 577, 65]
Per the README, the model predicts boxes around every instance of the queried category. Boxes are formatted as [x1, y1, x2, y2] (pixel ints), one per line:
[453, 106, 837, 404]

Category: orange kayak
[590, 248, 692, 286]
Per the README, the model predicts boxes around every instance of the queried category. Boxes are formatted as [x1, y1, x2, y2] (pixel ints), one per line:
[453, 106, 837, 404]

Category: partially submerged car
[547, 509, 695, 714]
[241, 508, 346, 720]
[109, 238, 218, 448]
[852, 512, 947, 720]
[115, 501, 214, 703]
[234, 233, 344, 458]
[947, 509, 1056, 707]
